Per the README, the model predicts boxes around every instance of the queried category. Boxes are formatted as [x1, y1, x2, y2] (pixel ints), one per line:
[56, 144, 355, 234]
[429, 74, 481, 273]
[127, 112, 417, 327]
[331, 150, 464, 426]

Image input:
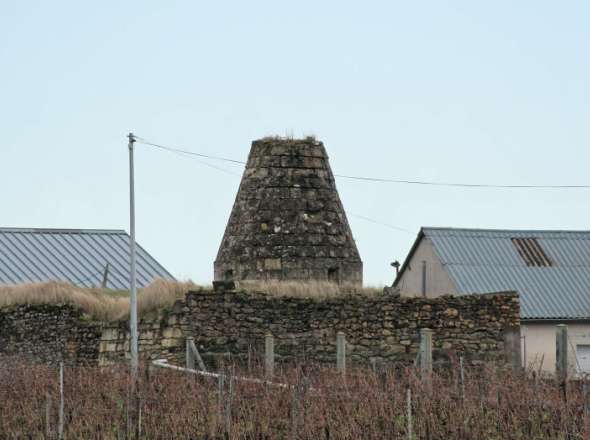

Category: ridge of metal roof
[0, 227, 127, 234]
[395, 227, 590, 320]
[422, 226, 590, 235]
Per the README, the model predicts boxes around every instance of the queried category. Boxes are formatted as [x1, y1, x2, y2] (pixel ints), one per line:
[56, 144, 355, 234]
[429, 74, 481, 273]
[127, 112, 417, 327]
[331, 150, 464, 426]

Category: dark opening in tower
[328, 267, 339, 283]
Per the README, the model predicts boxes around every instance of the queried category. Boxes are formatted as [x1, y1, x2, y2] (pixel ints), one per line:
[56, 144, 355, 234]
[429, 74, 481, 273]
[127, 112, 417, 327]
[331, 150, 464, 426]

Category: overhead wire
[134, 136, 590, 190]
[135, 137, 246, 165]
[333, 174, 590, 189]
[135, 136, 418, 234]
[347, 213, 415, 235]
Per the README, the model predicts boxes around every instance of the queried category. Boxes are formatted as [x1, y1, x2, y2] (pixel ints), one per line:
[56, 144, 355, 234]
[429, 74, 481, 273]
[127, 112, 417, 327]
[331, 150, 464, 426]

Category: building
[0, 227, 174, 289]
[215, 137, 362, 285]
[394, 227, 590, 373]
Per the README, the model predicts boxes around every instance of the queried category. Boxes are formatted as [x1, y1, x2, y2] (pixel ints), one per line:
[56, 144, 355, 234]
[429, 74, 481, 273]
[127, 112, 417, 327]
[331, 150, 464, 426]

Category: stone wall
[0, 289, 519, 368]
[0, 304, 102, 365]
[184, 289, 520, 366]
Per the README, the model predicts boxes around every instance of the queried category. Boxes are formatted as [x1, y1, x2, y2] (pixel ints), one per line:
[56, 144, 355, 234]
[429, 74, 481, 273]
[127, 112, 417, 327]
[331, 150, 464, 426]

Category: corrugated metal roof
[0, 228, 175, 289]
[422, 227, 590, 320]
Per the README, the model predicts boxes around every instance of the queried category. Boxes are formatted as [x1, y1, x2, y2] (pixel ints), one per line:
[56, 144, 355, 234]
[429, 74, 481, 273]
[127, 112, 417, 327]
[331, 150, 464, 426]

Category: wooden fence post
[265, 333, 274, 379]
[336, 332, 346, 374]
[419, 328, 433, 385]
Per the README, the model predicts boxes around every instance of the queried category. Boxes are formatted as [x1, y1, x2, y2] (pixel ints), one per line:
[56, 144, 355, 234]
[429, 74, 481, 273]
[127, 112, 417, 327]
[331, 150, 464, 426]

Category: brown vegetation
[0, 279, 200, 321]
[239, 280, 384, 298]
[0, 359, 588, 439]
[0, 280, 385, 321]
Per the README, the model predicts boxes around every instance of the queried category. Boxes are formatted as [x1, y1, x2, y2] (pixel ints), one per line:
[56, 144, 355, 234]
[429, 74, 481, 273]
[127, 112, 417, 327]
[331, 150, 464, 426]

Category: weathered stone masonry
[184, 290, 519, 366]
[214, 137, 363, 285]
[0, 289, 519, 367]
[0, 304, 102, 365]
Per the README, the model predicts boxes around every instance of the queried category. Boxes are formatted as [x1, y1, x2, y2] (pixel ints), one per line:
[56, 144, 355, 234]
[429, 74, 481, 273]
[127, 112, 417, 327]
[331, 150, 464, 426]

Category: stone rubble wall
[0, 304, 102, 365]
[0, 290, 519, 368]
[184, 290, 520, 367]
[214, 137, 363, 285]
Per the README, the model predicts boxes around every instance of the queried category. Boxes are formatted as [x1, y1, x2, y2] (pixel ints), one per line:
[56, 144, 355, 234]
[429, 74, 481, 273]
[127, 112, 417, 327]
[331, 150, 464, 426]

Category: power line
[135, 136, 590, 189]
[348, 213, 415, 234]
[135, 137, 246, 165]
[136, 137, 242, 176]
[136, 136, 411, 234]
[334, 174, 590, 189]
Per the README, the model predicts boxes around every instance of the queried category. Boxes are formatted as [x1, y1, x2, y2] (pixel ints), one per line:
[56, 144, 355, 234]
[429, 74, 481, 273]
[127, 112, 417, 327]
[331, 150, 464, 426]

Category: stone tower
[214, 137, 362, 286]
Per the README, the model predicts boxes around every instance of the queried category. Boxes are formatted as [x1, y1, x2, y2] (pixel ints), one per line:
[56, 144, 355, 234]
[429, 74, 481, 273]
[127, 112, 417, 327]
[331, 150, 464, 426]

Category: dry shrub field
[1, 358, 588, 439]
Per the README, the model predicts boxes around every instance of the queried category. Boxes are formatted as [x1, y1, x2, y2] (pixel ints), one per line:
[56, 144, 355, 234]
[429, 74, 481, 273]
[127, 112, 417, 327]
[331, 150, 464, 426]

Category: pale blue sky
[1, 1, 589, 285]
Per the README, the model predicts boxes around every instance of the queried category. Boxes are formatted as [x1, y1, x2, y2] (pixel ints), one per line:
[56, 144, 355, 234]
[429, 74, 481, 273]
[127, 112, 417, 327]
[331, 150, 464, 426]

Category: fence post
[556, 324, 569, 398]
[265, 333, 275, 379]
[583, 379, 588, 416]
[406, 387, 412, 440]
[186, 337, 207, 371]
[45, 393, 52, 439]
[58, 362, 64, 440]
[336, 332, 346, 374]
[419, 328, 433, 385]
[503, 326, 522, 370]
[459, 356, 465, 402]
[556, 325, 569, 381]
[290, 371, 305, 440]
[218, 371, 225, 423]
[224, 371, 234, 438]
[186, 337, 195, 369]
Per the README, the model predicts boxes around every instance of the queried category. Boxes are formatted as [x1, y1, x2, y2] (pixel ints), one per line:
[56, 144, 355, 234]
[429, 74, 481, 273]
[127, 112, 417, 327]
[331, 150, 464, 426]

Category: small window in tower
[328, 267, 339, 282]
[511, 238, 552, 267]
[224, 269, 234, 281]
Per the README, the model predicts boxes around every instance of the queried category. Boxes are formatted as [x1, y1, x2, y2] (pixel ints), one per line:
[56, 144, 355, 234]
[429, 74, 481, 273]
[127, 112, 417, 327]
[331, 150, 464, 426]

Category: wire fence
[1, 355, 590, 440]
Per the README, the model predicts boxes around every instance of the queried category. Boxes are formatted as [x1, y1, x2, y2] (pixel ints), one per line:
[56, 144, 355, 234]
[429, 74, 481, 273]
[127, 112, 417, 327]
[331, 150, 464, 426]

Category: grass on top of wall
[0, 279, 200, 321]
[239, 280, 386, 299]
[0, 279, 389, 321]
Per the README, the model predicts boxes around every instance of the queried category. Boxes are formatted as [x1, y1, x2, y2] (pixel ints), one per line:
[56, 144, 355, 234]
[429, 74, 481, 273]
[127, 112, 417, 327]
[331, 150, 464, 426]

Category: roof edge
[393, 228, 425, 288]
[0, 227, 127, 234]
[523, 318, 590, 323]
[422, 226, 590, 234]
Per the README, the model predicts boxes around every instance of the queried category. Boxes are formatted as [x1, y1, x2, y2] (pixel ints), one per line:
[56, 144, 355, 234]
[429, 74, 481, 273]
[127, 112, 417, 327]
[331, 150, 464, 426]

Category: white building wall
[397, 238, 456, 297]
[522, 322, 590, 374]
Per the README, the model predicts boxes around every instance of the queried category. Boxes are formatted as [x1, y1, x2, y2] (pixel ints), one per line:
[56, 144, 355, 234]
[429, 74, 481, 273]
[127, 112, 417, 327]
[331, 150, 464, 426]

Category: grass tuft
[240, 280, 384, 299]
[0, 279, 201, 321]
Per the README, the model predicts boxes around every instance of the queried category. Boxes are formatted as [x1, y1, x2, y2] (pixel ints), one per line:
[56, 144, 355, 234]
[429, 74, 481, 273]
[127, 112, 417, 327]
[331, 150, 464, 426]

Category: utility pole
[128, 132, 138, 378]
